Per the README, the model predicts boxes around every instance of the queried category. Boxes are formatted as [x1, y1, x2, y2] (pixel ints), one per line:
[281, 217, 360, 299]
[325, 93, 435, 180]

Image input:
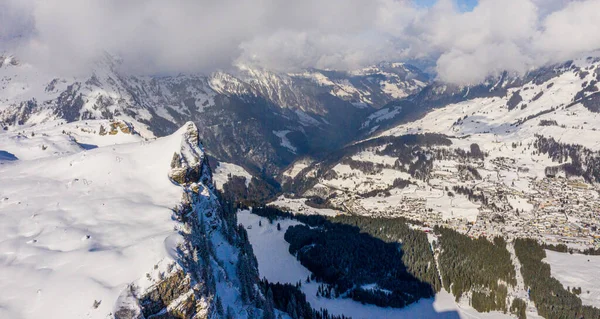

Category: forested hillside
[514, 239, 600, 319]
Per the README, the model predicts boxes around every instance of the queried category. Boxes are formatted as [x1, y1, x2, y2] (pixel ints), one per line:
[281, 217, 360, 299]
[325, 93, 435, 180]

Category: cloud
[2, 0, 600, 84]
[534, 0, 600, 60]
[0, 0, 35, 43]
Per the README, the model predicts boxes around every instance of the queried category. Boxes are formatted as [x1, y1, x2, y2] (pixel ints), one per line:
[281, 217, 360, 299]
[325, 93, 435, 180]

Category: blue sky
[416, 0, 479, 11]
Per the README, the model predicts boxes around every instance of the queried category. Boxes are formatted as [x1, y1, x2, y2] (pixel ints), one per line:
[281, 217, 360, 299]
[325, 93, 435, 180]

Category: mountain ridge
[0, 53, 427, 176]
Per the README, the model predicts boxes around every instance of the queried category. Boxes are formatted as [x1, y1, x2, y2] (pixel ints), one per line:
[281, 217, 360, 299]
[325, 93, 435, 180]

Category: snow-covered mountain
[0, 120, 278, 319]
[0, 53, 428, 176]
[4, 51, 600, 318]
[283, 56, 600, 249]
[265, 56, 600, 316]
[357, 59, 596, 135]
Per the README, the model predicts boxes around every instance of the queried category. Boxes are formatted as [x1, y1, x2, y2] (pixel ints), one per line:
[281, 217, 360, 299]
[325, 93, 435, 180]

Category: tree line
[434, 227, 516, 313]
[284, 222, 435, 308]
[514, 238, 600, 319]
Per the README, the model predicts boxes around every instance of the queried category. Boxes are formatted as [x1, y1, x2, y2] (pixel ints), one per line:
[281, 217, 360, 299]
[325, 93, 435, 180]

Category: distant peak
[0, 54, 19, 68]
[175, 121, 200, 142]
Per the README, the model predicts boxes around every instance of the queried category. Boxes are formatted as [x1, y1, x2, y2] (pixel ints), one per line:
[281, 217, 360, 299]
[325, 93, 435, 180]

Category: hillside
[3, 54, 600, 319]
[283, 56, 600, 251]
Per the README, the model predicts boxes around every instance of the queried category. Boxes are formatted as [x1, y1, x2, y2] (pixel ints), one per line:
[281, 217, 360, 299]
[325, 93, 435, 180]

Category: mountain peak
[168, 121, 207, 186]
[0, 54, 18, 68]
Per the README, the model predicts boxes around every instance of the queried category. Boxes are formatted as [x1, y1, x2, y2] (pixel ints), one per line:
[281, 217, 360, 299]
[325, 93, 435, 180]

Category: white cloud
[0, 0, 35, 43]
[534, 0, 600, 60]
[2, 0, 600, 84]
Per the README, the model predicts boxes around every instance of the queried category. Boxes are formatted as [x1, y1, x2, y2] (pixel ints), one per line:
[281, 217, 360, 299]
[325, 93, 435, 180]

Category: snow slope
[273, 130, 297, 154]
[0, 119, 147, 161]
[0, 122, 187, 319]
[544, 250, 600, 308]
[238, 210, 526, 319]
[212, 161, 253, 190]
[380, 57, 600, 150]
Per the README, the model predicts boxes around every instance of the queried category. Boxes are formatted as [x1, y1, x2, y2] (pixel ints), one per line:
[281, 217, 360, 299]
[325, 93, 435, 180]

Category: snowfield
[0, 121, 186, 319]
[273, 130, 297, 153]
[544, 250, 600, 308]
[212, 161, 253, 190]
[0, 119, 154, 161]
[269, 195, 343, 216]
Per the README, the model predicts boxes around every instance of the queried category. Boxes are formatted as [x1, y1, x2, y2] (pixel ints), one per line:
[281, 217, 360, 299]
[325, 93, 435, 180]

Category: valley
[4, 1, 600, 318]
[2, 53, 600, 319]
[280, 57, 600, 253]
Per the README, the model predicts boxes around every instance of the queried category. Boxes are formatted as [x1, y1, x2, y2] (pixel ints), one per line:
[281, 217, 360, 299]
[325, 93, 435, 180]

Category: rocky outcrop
[99, 120, 136, 136]
[139, 271, 196, 319]
[115, 122, 273, 319]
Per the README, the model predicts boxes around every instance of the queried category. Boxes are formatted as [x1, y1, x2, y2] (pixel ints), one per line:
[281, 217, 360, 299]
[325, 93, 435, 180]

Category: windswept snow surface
[0, 122, 186, 319]
[238, 210, 520, 319]
[544, 250, 600, 308]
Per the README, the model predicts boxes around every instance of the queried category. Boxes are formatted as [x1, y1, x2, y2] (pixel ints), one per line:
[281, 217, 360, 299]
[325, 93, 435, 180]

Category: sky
[1, 0, 600, 84]
[418, 0, 478, 11]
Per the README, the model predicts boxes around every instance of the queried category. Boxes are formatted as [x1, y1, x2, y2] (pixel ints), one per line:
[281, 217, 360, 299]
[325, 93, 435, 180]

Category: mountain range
[2, 52, 600, 319]
[0, 53, 427, 176]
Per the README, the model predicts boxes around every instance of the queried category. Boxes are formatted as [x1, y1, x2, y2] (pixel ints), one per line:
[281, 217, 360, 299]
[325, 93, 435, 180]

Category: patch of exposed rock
[99, 119, 136, 136]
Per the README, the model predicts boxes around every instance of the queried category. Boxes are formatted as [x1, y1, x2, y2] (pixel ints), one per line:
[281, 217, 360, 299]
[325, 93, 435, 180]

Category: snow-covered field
[0, 121, 186, 319]
[544, 250, 600, 308]
[212, 161, 253, 190]
[282, 158, 313, 179]
[273, 130, 297, 154]
[269, 195, 342, 216]
[238, 210, 522, 319]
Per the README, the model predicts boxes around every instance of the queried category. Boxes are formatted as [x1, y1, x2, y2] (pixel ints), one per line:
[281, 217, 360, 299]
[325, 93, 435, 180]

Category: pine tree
[216, 296, 224, 316]
[226, 306, 235, 319]
[262, 287, 275, 319]
[237, 257, 250, 303]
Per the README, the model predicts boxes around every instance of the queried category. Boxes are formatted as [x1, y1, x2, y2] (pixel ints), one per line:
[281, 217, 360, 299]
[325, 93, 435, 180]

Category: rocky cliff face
[114, 122, 274, 319]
